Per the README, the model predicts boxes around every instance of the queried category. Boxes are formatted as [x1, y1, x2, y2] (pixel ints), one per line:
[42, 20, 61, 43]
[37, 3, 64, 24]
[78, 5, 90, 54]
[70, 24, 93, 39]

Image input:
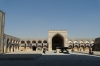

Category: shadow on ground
[74, 51, 100, 56]
[0, 52, 100, 61]
[0, 53, 42, 60]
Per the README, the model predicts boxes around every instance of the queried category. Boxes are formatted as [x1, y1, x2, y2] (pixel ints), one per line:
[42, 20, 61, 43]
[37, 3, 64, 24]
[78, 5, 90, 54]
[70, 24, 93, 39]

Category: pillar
[13, 46, 15, 52]
[16, 45, 18, 51]
[48, 38, 52, 51]
[4, 38, 7, 53]
[0, 10, 5, 53]
[7, 45, 10, 52]
[64, 38, 68, 47]
[19, 44, 21, 51]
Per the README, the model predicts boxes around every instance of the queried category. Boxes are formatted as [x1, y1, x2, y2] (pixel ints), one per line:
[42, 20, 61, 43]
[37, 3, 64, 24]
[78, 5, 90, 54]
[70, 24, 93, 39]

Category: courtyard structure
[0, 10, 5, 53]
[0, 10, 95, 53]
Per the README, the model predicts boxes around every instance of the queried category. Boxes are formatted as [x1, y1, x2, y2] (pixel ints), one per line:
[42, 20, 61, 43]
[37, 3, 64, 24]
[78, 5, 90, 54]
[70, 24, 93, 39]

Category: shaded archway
[80, 45, 84, 51]
[74, 45, 78, 51]
[52, 34, 64, 50]
[32, 40, 36, 43]
[21, 41, 25, 44]
[85, 45, 90, 51]
[38, 40, 42, 43]
[20, 41, 25, 51]
[43, 40, 47, 43]
[7, 39, 9, 47]
[69, 45, 73, 48]
[32, 40, 36, 51]
[32, 45, 36, 51]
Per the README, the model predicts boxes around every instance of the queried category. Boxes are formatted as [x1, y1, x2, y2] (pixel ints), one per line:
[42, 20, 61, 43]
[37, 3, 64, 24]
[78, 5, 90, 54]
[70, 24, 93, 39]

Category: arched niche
[38, 40, 42, 43]
[43, 40, 47, 43]
[74, 40, 78, 44]
[27, 40, 30, 44]
[21, 41, 25, 44]
[52, 33, 64, 50]
[32, 40, 36, 43]
[68, 41, 73, 44]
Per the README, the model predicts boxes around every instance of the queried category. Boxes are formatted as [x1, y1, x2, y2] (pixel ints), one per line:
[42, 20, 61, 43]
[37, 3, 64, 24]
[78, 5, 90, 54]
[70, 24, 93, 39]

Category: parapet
[48, 29, 67, 33]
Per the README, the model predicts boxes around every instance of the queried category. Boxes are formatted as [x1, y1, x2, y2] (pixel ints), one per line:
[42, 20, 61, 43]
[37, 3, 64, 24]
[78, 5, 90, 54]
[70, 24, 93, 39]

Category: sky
[0, 0, 100, 38]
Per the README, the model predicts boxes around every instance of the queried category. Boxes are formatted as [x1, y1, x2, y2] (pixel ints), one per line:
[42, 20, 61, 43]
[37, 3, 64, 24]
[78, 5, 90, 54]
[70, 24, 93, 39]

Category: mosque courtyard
[0, 51, 100, 66]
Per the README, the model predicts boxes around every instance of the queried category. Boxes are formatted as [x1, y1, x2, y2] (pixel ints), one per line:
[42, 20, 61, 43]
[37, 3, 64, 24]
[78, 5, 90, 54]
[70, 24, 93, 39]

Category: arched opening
[27, 40, 31, 50]
[7, 39, 9, 46]
[20, 41, 25, 51]
[52, 34, 64, 50]
[74, 40, 78, 44]
[32, 40, 36, 51]
[43, 45, 48, 51]
[13, 40, 15, 43]
[10, 39, 13, 43]
[37, 45, 42, 51]
[43, 40, 47, 43]
[74, 45, 78, 51]
[69, 45, 73, 48]
[68, 41, 73, 44]
[32, 45, 36, 51]
[38, 40, 42, 43]
[21, 41, 25, 44]
[27, 40, 31, 46]
[85, 45, 90, 51]
[6, 39, 9, 52]
[32, 40, 36, 43]
[27, 40, 30, 44]
[68, 45, 73, 52]
[91, 40, 94, 44]
[80, 45, 84, 51]
[80, 40, 84, 44]
[85, 40, 90, 44]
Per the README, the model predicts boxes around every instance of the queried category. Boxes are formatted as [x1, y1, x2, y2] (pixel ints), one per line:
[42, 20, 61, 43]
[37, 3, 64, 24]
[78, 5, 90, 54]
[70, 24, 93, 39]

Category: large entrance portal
[52, 34, 64, 50]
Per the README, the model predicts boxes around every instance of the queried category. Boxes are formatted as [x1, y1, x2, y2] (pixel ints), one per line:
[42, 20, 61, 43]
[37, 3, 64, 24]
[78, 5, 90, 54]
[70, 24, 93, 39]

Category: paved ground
[0, 51, 100, 66]
[74, 51, 100, 56]
[0, 51, 42, 60]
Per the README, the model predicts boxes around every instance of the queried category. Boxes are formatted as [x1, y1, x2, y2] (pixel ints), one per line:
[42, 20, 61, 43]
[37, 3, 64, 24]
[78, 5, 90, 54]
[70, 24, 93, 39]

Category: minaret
[0, 10, 5, 53]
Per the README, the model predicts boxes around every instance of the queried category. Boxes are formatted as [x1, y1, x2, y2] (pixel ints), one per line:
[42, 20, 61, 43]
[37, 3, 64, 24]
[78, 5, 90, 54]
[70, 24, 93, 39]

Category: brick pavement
[0, 51, 42, 60]
[74, 51, 100, 56]
[0, 51, 100, 66]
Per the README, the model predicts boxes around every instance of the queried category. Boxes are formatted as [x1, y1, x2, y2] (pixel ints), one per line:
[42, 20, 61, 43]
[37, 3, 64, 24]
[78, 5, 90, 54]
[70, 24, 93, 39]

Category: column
[16, 44, 18, 51]
[26, 43, 28, 51]
[64, 38, 68, 47]
[11, 45, 13, 52]
[7, 46, 10, 52]
[48, 38, 52, 51]
[4, 37, 7, 52]
[14, 44, 17, 52]
[17, 45, 19, 51]
[31, 43, 32, 51]
[19, 44, 21, 51]
[78, 44, 80, 51]
[0, 10, 5, 53]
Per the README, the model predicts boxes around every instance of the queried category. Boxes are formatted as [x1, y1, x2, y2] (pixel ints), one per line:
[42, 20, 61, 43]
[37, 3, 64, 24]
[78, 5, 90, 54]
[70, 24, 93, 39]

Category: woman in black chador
[43, 48, 46, 54]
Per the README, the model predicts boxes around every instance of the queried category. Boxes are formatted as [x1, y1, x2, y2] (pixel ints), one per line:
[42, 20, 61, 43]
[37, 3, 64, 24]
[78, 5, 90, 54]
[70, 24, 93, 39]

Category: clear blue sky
[0, 0, 100, 38]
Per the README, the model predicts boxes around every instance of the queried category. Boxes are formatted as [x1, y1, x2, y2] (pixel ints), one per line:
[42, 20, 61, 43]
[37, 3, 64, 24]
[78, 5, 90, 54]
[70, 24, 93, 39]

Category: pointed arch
[52, 33, 64, 50]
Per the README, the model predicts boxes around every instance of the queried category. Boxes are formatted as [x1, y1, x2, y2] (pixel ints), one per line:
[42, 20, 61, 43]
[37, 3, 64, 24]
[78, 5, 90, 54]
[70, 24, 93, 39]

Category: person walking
[43, 48, 46, 54]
